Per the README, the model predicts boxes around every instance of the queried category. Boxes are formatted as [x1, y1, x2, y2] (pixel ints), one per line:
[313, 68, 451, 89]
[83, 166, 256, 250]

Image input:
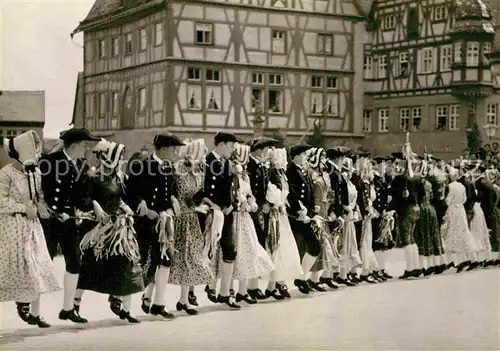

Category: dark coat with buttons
[286, 162, 316, 217]
[203, 151, 233, 208]
[126, 155, 176, 213]
[247, 157, 271, 206]
[325, 161, 349, 218]
[373, 174, 389, 214]
[39, 150, 88, 213]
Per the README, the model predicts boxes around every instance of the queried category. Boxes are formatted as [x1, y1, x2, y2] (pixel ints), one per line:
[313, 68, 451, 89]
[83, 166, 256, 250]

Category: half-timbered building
[72, 0, 366, 153]
[362, 0, 500, 157]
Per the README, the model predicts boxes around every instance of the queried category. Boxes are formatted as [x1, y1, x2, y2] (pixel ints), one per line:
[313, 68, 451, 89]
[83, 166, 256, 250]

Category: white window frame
[268, 89, 283, 114]
[378, 55, 387, 78]
[195, 23, 213, 45]
[138, 88, 147, 112]
[269, 73, 283, 85]
[378, 108, 389, 132]
[364, 55, 373, 79]
[441, 45, 452, 71]
[434, 6, 447, 21]
[400, 107, 410, 132]
[317, 33, 333, 55]
[412, 107, 422, 131]
[125, 33, 133, 55]
[363, 110, 372, 132]
[111, 92, 119, 116]
[252, 72, 264, 85]
[271, 30, 286, 54]
[382, 14, 396, 30]
[326, 76, 337, 89]
[311, 76, 323, 88]
[466, 42, 479, 66]
[483, 42, 492, 63]
[206, 69, 221, 82]
[454, 42, 462, 63]
[154, 22, 163, 46]
[399, 52, 409, 76]
[98, 40, 106, 58]
[111, 37, 119, 56]
[139, 28, 147, 51]
[436, 105, 448, 130]
[449, 104, 459, 131]
[187, 67, 201, 80]
[487, 103, 498, 125]
[422, 48, 433, 73]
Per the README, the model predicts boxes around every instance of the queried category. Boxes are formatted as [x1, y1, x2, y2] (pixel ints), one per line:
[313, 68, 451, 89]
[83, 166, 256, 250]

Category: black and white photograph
[0, 0, 499, 349]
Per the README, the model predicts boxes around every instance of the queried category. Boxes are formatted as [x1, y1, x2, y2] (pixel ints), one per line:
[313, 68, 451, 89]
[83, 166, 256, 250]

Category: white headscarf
[93, 139, 125, 170]
[3, 130, 41, 166]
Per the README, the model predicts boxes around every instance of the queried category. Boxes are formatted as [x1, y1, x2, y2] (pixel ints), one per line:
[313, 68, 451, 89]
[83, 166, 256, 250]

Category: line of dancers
[0, 128, 498, 328]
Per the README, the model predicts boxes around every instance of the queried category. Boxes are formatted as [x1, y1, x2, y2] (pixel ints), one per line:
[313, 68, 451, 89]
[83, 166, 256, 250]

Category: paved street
[1, 250, 499, 350]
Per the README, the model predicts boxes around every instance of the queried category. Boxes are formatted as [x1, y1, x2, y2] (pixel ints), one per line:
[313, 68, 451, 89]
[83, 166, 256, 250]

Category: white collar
[62, 149, 77, 165]
[152, 152, 163, 165]
[212, 150, 222, 161]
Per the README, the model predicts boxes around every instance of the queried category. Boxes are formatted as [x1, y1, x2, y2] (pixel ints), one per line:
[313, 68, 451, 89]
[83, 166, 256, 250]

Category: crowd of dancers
[0, 128, 499, 328]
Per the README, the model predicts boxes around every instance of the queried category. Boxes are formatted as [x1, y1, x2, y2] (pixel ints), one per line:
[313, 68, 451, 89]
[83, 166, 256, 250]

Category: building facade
[362, 0, 500, 158]
[72, 0, 366, 153]
[0, 91, 45, 167]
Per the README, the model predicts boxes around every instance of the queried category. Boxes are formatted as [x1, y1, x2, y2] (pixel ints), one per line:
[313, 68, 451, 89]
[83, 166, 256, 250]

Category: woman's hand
[24, 201, 38, 220]
[36, 201, 50, 219]
[93, 201, 109, 222]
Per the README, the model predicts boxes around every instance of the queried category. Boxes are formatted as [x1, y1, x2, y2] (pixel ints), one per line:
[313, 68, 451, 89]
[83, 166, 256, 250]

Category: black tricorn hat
[356, 150, 371, 158]
[289, 144, 313, 158]
[153, 133, 185, 148]
[372, 156, 388, 163]
[248, 137, 280, 152]
[326, 146, 351, 159]
[429, 156, 442, 162]
[214, 132, 241, 145]
[59, 127, 101, 144]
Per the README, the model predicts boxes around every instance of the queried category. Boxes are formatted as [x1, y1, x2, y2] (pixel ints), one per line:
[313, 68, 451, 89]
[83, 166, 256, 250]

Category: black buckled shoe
[381, 270, 393, 279]
[235, 293, 257, 304]
[434, 264, 446, 274]
[141, 295, 151, 314]
[176, 302, 198, 315]
[398, 270, 413, 280]
[265, 289, 285, 300]
[276, 283, 291, 298]
[108, 296, 122, 316]
[217, 294, 241, 309]
[293, 279, 310, 294]
[188, 291, 198, 306]
[307, 279, 327, 292]
[59, 308, 88, 323]
[149, 304, 175, 319]
[16, 302, 30, 322]
[319, 277, 339, 289]
[247, 289, 268, 300]
[204, 285, 217, 303]
[347, 273, 360, 283]
[119, 310, 140, 323]
[359, 274, 377, 283]
[26, 314, 50, 328]
[336, 277, 356, 286]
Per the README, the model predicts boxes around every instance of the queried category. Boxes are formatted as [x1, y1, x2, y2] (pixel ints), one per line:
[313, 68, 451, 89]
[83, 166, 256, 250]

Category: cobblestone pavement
[1, 250, 499, 350]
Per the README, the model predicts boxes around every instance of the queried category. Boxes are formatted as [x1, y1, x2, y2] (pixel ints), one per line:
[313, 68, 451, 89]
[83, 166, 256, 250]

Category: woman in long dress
[477, 168, 500, 266]
[169, 139, 214, 315]
[440, 166, 480, 272]
[0, 130, 61, 328]
[78, 140, 144, 323]
[263, 147, 303, 298]
[336, 157, 362, 286]
[227, 143, 275, 303]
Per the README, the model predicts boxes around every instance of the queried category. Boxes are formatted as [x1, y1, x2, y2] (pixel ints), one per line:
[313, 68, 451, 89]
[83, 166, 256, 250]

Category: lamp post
[483, 123, 498, 141]
[252, 99, 265, 137]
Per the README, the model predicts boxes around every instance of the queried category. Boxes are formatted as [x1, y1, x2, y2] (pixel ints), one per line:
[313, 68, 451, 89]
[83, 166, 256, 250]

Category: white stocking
[411, 245, 420, 269]
[267, 281, 276, 291]
[433, 255, 443, 266]
[144, 283, 154, 302]
[310, 271, 321, 283]
[404, 245, 414, 271]
[248, 278, 259, 290]
[238, 279, 248, 295]
[220, 262, 234, 297]
[300, 253, 317, 280]
[374, 251, 386, 270]
[229, 279, 235, 291]
[467, 252, 478, 262]
[419, 256, 428, 270]
[31, 295, 41, 317]
[339, 267, 348, 279]
[152, 266, 170, 306]
[122, 295, 132, 312]
[63, 272, 79, 311]
[180, 285, 189, 305]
